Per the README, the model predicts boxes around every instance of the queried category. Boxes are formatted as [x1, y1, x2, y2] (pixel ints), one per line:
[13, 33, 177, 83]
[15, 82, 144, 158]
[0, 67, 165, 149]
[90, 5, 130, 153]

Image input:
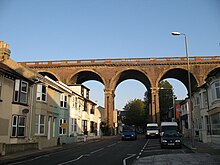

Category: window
[211, 81, 220, 101]
[59, 119, 67, 135]
[202, 91, 208, 108]
[71, 118, 77, 132]
[14, 80, 28, 104]
[60, 94, 67, 108]
[37, 84, 47, 101]
[90, 107, 95, 114]
[82, 120, 87, 133]
[84, 101, 87, 111]
[194, 95, 200, 106]
[35, 115, 45, 135]
[90, 121, 95, 133]
[210, 113, 220, 135]
[86, 90, 89, 99]
[73, 96, 78, 109]
[74, 118, 77, 132]
[11, 115, 26, 137]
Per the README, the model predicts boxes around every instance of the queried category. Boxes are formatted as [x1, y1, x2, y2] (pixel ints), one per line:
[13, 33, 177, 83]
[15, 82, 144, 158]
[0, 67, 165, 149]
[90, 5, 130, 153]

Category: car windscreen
[147, 126, 158, 130]
[161, 126, 177, 132]
[163, 130, 179, 137]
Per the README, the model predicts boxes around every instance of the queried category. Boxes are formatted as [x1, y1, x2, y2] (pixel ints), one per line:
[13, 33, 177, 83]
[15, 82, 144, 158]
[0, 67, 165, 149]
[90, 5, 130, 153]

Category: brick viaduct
[20, 56, 220, 129]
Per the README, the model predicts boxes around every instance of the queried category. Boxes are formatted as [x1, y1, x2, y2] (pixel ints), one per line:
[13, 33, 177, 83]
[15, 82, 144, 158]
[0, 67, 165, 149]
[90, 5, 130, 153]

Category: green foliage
[123, 99, 147, 127]
[159, 80, 174, 121]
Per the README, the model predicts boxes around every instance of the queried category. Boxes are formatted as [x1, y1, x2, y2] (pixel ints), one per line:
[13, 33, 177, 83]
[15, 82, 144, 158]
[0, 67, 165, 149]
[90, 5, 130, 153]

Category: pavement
[133, 137, 220, 165]
[1, 136, 220, 165]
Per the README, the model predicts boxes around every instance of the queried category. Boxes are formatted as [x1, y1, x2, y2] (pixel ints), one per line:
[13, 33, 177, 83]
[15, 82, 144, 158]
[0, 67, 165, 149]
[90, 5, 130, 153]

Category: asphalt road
[7, 135, 193, 165]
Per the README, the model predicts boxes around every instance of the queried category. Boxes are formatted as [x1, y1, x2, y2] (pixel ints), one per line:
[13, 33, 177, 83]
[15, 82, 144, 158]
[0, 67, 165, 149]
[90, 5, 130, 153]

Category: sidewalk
[134, 138, 220, 165]
[181, 137, 220, 163]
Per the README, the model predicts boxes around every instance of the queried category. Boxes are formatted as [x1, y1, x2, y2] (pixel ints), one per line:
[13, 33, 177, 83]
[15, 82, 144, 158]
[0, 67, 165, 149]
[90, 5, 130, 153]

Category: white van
[146, 123, 159, 138]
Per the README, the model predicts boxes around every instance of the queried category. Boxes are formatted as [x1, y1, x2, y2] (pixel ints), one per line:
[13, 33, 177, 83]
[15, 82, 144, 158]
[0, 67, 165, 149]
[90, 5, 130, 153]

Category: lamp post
[171, 31, 195, 148]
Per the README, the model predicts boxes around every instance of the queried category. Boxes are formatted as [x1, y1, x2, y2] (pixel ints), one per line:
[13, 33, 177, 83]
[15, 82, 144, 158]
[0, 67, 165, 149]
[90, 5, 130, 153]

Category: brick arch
[19, 56, 220, 132]
[110, 68, 152, 91]
[37, 70, 60, 81]
[204, 67, 220, 81]
[156, 66, 199, 92]
[67, 69, 106, 85]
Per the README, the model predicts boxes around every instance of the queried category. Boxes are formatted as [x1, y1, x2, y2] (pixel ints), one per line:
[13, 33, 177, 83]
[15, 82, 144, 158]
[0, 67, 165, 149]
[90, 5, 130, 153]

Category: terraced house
[180, 67, 220, 145]
[0, 41, 102, 155]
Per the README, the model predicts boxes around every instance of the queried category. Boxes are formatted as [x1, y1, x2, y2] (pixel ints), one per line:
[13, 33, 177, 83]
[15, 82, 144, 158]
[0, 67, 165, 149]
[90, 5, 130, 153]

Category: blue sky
[1, 0, 220, 110]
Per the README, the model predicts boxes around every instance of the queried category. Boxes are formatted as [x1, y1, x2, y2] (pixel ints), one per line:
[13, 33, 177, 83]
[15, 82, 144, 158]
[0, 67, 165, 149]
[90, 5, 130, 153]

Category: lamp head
[171, 31, 181, 36]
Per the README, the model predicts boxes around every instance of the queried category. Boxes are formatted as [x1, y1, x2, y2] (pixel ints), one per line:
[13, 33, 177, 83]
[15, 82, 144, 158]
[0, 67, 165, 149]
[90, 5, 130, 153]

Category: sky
[0, 0, 220, 110]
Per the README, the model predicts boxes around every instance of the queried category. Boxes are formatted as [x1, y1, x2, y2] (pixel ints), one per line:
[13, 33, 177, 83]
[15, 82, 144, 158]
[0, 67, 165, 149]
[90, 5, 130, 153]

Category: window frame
[14, 79, 29, 104]
[35, 114, 46, 135]
[36, 84, 47, 102]
[60, 94, 68, 108]
[11, 115, 26, 138]
[59, 119, 67, 135]
[211, 81, 220, 101]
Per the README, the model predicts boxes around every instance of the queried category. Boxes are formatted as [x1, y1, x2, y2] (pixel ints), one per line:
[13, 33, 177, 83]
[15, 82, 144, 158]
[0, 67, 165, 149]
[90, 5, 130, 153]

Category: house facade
[180, 68, 220, 145]
[0, 41, 102, 155]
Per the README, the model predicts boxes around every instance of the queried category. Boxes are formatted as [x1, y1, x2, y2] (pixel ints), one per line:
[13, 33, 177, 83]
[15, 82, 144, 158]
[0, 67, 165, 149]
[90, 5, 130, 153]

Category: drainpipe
[29, 79, 39, 141]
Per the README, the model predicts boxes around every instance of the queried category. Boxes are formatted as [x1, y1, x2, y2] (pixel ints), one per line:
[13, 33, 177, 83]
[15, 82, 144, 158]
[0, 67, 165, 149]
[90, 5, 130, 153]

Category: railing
[20, 56, 220, 66]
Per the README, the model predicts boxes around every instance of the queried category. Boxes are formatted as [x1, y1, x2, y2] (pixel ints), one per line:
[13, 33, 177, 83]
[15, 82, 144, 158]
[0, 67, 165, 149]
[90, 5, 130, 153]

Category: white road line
[9, 155, 49, 165]
[136, 139, 150, 159]
[90, 147, 104, 154]
[58, 154, 90, 165]
[123, 154, 136, 165]
[107, 143, 116, 147]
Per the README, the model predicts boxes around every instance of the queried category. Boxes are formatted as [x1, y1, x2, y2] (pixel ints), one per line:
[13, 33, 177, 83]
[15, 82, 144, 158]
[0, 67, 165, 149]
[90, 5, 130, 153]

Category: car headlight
[131, 134, 134, 136]
[122, 135, 125, 137]
[175, 140, 181, 142]
[162, 140, 167, 142]
[156, 132, 159, 134]
[147, 133, 150, 135]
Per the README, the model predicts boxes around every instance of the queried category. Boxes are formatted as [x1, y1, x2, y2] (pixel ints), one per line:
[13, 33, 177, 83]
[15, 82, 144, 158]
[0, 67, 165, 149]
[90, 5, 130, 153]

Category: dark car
[121, 126, 137, 140]
[160, 130, 182, 148]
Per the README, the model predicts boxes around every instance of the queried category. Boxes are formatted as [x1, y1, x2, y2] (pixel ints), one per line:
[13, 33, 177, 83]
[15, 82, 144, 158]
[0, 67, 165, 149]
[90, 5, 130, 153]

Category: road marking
[90, 147, 104, 154]
[107, 143, 116, 147]
[58, 154, 90, 165]
[136, 140, 149, 159]
[9, 155, 50, 165]
[123, 154, 136, 165]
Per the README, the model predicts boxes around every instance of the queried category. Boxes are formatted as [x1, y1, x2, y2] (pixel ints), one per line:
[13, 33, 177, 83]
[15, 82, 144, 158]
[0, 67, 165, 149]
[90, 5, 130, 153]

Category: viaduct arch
[20, 56, 220, 130]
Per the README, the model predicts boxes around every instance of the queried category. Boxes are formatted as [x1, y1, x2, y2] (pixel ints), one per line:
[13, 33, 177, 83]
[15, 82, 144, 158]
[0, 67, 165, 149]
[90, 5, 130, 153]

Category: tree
[123, 99, 147, 127]
[158, 80, 174, 121]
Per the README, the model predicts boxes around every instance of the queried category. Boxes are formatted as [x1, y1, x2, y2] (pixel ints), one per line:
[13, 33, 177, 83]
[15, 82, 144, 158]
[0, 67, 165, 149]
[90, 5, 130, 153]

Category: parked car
[121, 126, 137, 140]
[146, 123, 159, 138]
[160, 130, 182, 148]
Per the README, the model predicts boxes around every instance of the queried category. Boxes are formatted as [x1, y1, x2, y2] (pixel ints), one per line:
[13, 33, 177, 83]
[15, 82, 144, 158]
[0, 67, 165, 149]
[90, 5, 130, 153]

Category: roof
[0, 62, 33, 83]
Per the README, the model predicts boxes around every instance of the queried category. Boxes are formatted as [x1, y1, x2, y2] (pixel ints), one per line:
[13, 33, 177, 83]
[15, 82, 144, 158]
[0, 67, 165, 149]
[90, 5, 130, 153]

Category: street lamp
[171, 31, 195, 148]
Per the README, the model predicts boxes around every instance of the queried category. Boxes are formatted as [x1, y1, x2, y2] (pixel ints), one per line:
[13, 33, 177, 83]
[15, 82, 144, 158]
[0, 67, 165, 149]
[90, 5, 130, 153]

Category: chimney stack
[0, 40, 11, 58]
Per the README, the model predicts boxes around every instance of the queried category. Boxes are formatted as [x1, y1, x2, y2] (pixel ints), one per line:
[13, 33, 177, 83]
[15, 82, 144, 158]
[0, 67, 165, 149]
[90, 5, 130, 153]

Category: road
[8, 135, 193, 165]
